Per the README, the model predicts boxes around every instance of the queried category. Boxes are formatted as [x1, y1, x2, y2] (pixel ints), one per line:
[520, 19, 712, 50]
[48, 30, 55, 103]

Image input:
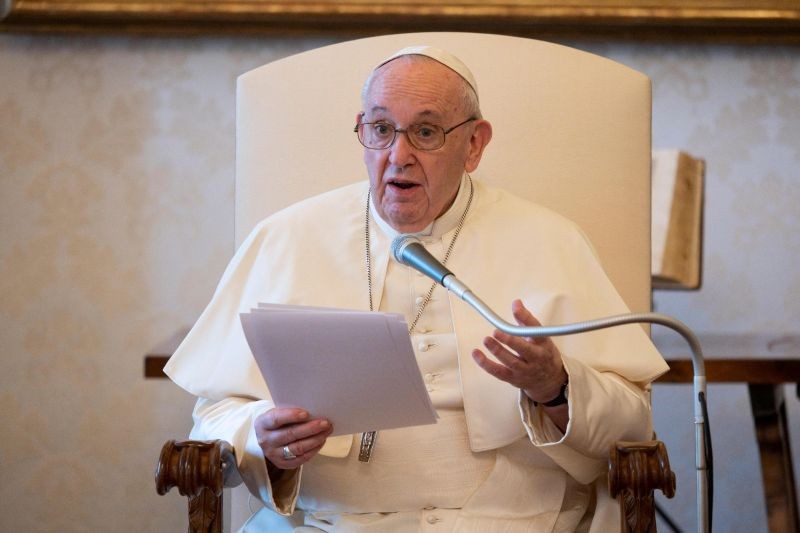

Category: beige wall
[0, 35, 335, 532]
[0, 34, 797, 532]
[593, 41, 800, 532]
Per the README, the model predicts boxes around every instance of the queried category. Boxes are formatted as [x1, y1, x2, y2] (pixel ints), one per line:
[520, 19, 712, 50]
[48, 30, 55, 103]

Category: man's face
[360, 58, 490, 233]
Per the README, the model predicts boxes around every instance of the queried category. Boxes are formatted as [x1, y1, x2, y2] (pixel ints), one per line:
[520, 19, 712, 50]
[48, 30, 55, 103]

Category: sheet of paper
[240, 304, 437, 436]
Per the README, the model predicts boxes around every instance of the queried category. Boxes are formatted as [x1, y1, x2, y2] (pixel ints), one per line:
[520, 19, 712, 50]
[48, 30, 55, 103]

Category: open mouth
[389, 180, 417, 190]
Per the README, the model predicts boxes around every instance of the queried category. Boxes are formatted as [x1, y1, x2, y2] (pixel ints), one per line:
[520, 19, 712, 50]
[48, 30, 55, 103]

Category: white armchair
[157, 33, 675, 533]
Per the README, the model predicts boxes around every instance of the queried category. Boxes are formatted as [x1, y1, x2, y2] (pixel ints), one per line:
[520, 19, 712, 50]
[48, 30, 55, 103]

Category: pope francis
[165, 45, 668, 532]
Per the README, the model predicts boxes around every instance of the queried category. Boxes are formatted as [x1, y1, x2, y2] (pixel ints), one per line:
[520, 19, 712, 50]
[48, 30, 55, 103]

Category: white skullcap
[374, 45, 479, 100]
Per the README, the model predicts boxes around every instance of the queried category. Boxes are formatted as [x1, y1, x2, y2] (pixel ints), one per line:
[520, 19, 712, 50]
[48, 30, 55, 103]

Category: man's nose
[388, 131, 416, 166]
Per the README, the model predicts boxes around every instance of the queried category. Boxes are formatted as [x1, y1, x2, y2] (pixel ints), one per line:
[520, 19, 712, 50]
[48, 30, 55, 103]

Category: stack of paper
[240, 303, 438, 436]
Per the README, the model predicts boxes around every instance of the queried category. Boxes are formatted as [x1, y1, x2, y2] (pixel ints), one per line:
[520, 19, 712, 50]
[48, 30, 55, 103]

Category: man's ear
[464, 119, 493, 173]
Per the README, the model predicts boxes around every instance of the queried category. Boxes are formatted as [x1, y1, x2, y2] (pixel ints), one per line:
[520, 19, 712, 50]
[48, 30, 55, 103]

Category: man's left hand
[471, 299, 568, 405]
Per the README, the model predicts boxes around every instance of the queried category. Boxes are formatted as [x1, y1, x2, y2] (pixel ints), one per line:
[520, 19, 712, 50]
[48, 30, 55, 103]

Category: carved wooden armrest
[156, 439, 242, 533]
[157, 437, 673, 532]
[609, 439, 676, 533]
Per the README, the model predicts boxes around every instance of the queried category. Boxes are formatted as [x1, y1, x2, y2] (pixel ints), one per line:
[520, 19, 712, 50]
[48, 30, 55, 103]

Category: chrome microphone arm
[443, 274, 711, 533]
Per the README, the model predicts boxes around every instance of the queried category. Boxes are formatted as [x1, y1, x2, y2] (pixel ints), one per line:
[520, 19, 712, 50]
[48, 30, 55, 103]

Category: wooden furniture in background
[651, 150, 705, 290]
[655, 333, 800, 533]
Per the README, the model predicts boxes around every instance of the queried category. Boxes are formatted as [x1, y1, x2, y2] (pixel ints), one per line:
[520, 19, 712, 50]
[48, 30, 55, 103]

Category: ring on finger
[282, 445, 297, 460]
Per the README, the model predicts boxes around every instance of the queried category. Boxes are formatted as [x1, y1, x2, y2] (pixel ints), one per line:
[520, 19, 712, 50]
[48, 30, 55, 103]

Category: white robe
[166, 177, 668, 531]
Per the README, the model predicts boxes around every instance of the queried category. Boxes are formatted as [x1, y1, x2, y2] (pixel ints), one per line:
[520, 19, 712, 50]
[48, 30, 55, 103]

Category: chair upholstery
[236, 32, 653, 314]
[157, 33, 673, 533]
[235, 31, 655, 531]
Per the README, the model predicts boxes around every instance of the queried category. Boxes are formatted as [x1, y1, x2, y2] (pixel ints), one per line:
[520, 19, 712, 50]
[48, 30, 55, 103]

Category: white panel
[236, 32, 651, 314]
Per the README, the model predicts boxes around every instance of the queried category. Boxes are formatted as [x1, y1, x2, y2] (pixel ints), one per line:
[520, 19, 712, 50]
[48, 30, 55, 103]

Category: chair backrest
[236, 32, 652, 315]
[234, 33, 652, 529]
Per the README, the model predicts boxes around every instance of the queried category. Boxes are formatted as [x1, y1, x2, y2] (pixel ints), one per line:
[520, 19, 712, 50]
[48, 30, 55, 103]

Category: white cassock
[166, 175, 669, 532]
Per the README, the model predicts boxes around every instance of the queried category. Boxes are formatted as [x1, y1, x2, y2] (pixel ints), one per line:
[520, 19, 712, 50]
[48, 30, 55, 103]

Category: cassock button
[418, 342, 429, 352]
[415, 296, 425, 307]
[426, 515, 440, 524]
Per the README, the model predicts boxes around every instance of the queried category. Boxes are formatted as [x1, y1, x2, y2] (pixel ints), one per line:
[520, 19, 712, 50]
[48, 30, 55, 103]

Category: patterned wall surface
[0, 34, 797, 532]
[590, 41, 800, 532]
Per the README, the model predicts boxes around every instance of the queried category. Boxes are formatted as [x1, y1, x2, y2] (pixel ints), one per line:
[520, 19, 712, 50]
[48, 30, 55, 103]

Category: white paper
[240, 303, 437, 436]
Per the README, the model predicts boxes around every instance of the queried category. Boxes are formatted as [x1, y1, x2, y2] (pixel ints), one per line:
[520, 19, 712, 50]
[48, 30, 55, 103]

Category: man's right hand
[255, 408, 333, 471]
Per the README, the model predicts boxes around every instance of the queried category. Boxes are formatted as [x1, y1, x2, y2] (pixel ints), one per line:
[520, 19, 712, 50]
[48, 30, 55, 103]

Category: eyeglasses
[354, 117, 477, 151]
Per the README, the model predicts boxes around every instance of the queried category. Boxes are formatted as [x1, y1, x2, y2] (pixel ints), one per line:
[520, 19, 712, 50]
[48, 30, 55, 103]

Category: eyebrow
[367, 107, 442, 122]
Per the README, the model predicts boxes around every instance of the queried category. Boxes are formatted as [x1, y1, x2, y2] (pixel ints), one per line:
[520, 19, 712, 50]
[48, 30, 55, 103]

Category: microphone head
[390, 234, 422, 265]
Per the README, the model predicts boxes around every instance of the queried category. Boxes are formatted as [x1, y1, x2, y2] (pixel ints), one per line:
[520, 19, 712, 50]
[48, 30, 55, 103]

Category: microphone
[391, 235, 454, 285]
[389, 233, 712, 533]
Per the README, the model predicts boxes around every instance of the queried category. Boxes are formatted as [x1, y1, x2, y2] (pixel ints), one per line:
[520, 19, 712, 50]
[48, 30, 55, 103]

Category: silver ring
[282, 445, 297, 460]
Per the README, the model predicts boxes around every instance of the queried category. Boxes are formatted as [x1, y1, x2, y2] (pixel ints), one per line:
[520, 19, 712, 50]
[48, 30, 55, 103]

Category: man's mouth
[388, 180, 417, 190]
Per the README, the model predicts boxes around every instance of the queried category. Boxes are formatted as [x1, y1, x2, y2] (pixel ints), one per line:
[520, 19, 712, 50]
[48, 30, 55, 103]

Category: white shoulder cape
[166, 179, 668, 453]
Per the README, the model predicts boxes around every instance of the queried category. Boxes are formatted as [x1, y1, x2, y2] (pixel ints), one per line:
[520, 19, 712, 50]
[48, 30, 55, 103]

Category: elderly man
[166, 46, 667, 532]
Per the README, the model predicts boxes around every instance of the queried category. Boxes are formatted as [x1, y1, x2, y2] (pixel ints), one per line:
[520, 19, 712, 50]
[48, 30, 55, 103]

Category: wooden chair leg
[609, 440, 676, 533]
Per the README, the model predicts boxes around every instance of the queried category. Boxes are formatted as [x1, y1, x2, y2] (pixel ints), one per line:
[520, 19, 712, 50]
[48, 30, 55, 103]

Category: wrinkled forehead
[364, 58, 465, 120]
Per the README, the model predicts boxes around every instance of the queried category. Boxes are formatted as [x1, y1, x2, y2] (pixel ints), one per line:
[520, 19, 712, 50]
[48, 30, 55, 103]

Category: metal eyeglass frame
[354, 116, 477, 150]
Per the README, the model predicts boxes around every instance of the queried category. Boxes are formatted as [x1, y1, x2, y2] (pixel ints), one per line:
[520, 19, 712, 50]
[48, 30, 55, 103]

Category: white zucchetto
[374, 45, 479, 100]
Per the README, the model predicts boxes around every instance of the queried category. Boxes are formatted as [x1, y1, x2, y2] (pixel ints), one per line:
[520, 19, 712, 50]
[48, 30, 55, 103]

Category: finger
[486, 328, 563, 386]
[265, 424, 332, 467]
[511, 299, 543, 326]
[483, 335, 530, 371]
[269, 446, 304, 469]
[257, 407, 310, 431]
[278, 423, 332, 457]
[491, 329, 549, 362]
[271, 445, 317, 470]
[269, 424, 333, 468]
[510, 300, 549, 345]
[471, 349, 518, 385]
[282, 418, 332, 445]
[262, 418, 331, 450]
[284, 440, 326, 463]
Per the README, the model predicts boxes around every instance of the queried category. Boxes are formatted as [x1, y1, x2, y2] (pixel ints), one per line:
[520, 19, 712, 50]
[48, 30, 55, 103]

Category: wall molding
[2, 1, 800, 42]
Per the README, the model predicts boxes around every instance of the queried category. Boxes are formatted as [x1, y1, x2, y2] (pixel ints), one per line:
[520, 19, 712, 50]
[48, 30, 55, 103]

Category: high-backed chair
[156, 33, 675, 532]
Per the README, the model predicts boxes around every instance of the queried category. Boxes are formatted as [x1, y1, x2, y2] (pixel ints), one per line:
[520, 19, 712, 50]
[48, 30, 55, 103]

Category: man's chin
[383, 210, 430, 234]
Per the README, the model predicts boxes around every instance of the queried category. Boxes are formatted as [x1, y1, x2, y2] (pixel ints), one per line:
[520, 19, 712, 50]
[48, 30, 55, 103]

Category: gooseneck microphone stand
[392, 235, 712, 533]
